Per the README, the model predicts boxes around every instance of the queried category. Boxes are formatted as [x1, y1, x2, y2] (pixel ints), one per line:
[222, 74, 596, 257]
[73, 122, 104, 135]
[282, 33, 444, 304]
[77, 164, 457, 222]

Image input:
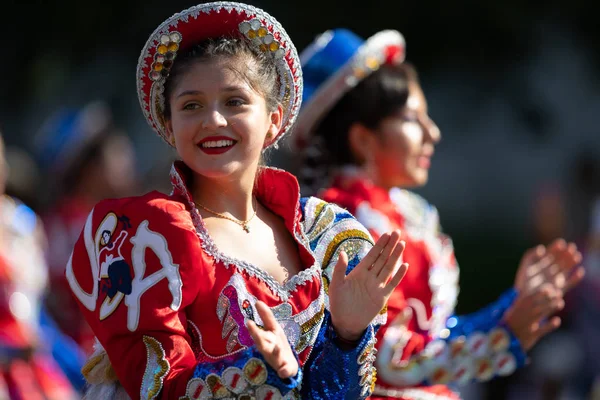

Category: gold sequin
[141, 336, 170, 400]
[206, 374, 231, 397]
[314, 201, 326, 217]
[157, 44, 168, 55]
[300, 304, 325, 334]
[366, 57, 380, 70]
[359, 341, 375, 364]
[322, 229, 372, 268]
[269, 41, 280, 52]
[243, 358, 268, 385]
[307, 206, 335, 241]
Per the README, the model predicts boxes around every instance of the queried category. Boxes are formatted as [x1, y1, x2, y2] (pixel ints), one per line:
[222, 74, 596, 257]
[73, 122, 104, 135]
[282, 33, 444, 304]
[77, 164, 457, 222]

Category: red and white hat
[136, 2, 303, 148]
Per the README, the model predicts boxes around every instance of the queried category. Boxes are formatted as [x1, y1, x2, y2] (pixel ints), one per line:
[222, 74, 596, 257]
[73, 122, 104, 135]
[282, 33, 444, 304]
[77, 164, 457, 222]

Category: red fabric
[67, 163, 322, 399]
[0, 230, 78, 399]
[321, 173, 458, 399]
[138, 5, 298, 139]
[0, 255, 32, 348]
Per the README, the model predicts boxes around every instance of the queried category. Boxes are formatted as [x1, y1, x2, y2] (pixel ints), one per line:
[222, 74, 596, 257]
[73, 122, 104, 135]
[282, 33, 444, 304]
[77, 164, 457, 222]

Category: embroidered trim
[170, 165, 321, 302]
[304, 198, 374, 271]
[302, 197, 385, 325]
[372, 386, 459, 400]
[303, 198, 336, 241]
[215, 273, 326, 354]
[178, 358, 289, 400]
[136, 2, 302, 149]
[358, 326, 378, 397]
[186, 320, 248, 361]
[388, 188, 459, 337]
[376, 322, 518, 387]
[141, 336, 170, 400]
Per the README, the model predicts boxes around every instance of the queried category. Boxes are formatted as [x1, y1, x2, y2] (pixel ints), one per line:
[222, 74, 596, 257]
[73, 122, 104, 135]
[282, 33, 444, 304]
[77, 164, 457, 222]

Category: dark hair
[301, 63, 418, 193]
[163, 36, 280, 119]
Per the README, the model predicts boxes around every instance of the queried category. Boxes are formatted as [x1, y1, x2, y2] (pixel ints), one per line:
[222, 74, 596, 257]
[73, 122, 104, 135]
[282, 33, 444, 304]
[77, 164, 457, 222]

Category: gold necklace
[194, 199, 257, 233]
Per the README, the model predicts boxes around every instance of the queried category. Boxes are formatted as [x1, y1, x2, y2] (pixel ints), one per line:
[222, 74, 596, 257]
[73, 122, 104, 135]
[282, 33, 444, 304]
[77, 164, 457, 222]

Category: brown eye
[183, 103, 200, 110]
[226, 98, 245, 107]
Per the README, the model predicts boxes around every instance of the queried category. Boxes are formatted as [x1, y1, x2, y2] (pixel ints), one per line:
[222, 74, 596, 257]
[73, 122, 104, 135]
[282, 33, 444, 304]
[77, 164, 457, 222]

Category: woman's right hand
[503, 283, 564, 351]
[246, 301, 299, 379]
[328, 230, 408, 342]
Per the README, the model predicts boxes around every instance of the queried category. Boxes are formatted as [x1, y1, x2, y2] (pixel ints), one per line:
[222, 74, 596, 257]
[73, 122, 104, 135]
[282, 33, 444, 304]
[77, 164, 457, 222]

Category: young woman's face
[370, 81, 441, 189]
[165, 56, 281, 180]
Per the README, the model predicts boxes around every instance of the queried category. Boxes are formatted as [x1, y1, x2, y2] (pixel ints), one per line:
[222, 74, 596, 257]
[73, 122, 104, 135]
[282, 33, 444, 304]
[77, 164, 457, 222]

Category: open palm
[329, 230, 409, 341]
[515, 238, 584, 295]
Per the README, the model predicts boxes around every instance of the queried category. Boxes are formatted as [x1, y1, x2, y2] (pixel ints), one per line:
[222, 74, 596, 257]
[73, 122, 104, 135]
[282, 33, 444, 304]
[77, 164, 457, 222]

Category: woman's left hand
[328, 230, 409, 341]
[503, 283, 564, 351]
[514, 239, 584, 295]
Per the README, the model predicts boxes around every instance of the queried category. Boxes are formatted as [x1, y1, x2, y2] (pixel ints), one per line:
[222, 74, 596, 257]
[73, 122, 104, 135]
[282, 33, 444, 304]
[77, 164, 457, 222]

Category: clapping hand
[329, 230, 409, 341]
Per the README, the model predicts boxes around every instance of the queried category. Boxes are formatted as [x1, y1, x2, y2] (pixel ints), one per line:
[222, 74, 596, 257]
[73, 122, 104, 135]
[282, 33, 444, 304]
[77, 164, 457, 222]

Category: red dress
[321, 169, 526, 400]
[67, 162, 383, 399]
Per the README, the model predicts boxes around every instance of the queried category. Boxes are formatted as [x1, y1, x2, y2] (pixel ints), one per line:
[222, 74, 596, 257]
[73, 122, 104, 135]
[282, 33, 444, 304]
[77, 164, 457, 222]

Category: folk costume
[296, 29, 527, 400]
[67, 4, 382, 399]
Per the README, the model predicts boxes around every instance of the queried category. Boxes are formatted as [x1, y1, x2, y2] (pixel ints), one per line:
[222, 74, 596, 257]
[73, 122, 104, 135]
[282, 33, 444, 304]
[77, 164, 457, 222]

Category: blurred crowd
[0, 101, 143, 397]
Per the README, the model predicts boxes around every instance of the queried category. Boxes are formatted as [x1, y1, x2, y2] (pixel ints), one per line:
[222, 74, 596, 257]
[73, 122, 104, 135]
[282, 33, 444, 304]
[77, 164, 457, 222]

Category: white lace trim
[170, 165, 320, 302]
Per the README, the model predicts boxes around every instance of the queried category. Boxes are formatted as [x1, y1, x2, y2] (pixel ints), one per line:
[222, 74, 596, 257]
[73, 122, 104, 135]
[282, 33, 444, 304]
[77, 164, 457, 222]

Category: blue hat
[294, 29, 405, 148]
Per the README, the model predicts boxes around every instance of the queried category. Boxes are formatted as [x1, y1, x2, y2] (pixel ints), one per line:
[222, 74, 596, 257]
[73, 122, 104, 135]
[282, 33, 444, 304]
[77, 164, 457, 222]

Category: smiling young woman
[65, 3, 409, 400]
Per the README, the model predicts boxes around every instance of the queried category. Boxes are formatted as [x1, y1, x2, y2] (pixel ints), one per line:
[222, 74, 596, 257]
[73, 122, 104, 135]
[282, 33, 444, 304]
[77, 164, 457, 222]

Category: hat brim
[136, 2, 302, 149]
[294, 30, 405, 149]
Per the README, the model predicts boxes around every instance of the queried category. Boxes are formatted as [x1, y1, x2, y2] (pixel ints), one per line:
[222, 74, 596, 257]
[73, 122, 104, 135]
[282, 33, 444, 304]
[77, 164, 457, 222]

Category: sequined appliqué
[376, 320, 518, 387]
[179, 358, 293, 400]
[358, 328, 378, 397]
[141, 336, 170, 400]
[215, 273, 326, 355]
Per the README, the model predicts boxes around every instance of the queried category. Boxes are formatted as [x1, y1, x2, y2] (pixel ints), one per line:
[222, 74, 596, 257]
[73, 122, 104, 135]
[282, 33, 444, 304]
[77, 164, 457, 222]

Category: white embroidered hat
[137, 2, 303, 149]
